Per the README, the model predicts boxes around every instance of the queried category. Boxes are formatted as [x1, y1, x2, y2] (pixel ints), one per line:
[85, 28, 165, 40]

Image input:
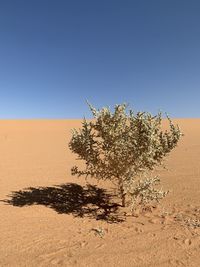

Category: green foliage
[69, 103, 182, 209]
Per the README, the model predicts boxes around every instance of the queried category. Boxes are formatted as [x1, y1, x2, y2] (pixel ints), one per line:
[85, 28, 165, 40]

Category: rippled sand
[0, 119, 200, 267]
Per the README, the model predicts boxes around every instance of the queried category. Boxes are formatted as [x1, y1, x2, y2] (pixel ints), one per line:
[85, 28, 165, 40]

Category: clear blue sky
[0, 0, 200, 118]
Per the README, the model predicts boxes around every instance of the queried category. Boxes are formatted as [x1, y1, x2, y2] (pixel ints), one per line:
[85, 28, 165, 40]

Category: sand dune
[0, 119, 200, 267]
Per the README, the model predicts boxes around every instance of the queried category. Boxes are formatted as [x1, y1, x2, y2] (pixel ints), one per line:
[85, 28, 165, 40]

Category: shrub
[69, 103, 182, 210]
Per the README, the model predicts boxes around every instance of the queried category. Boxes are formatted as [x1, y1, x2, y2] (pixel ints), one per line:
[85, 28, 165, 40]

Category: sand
[0, 119, 200, 267]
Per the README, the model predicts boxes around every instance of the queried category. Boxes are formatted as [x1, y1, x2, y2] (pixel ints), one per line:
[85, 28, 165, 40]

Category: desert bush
[69, 103, 182, 210]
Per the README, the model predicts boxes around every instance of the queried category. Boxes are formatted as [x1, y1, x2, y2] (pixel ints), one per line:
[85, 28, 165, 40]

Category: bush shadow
[2, 183, 123, 223]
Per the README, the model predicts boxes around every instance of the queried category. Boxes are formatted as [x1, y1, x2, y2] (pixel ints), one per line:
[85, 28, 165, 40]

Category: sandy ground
[0, 119, 200, 267]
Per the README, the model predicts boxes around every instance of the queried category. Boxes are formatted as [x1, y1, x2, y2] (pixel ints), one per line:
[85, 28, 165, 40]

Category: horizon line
[0, 117, 200, 120]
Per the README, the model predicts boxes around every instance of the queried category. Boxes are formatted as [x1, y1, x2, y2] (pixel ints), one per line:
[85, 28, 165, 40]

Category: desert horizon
[0, 119, 200, 267]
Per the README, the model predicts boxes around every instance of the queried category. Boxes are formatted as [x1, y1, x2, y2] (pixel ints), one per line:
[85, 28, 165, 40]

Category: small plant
[69, 103, 182, 210]
[90, 227, 106, 238]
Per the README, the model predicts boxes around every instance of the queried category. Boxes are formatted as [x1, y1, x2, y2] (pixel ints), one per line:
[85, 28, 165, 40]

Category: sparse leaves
[128, 177, 169, 211]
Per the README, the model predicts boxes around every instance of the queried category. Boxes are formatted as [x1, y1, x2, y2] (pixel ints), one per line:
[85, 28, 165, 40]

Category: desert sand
[0, 119, 200, 267]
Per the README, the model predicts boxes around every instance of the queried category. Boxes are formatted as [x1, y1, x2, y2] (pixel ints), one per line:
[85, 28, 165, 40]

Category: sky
[0, 0, 200, 118]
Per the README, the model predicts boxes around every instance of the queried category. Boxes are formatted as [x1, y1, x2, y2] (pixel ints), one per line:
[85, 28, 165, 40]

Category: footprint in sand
[183, 238, 192, 246]
[50, 258, 63, 265]
[134, 227, 144, 233]
[95, 243, 105, 249]
[169, 259, 184, 266]
[148, 218, 161, 224]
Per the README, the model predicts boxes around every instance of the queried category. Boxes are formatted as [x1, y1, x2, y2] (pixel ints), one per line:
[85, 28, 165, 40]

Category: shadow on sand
[2, 183, 123, 223]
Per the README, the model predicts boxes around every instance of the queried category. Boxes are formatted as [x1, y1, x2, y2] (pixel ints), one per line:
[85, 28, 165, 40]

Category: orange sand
[0, 119, 200, 267]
